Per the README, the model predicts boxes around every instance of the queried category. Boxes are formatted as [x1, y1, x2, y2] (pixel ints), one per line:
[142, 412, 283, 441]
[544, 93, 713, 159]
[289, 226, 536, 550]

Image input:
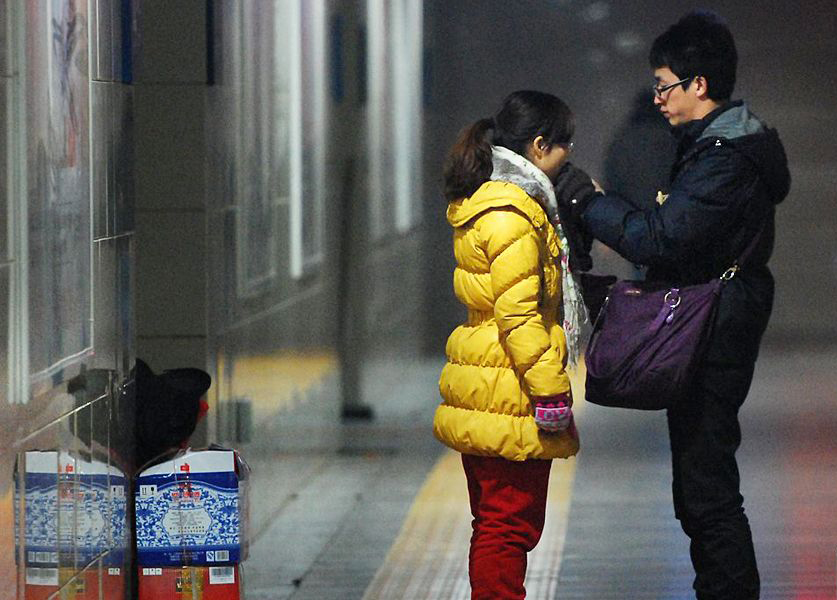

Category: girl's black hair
[443, 90, 574, 201]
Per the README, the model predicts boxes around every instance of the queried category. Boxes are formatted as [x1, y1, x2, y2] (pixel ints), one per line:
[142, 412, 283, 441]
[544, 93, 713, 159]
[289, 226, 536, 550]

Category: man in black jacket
[557, 11, 790, 599]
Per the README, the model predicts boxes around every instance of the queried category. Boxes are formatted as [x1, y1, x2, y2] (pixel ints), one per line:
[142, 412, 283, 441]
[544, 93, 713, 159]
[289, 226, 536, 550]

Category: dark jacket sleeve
[583, 144, 758, 266]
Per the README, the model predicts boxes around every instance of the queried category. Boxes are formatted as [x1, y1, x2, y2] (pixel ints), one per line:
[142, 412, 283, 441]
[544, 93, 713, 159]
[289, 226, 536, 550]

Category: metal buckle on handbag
[721, 265, 739, 281]
[663, 289, 681, 308]
[663, 288, 681, 324]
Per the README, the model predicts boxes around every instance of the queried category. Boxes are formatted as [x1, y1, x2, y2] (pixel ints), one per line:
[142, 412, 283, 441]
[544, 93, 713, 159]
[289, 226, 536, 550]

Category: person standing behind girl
[434, 90, 585, 600]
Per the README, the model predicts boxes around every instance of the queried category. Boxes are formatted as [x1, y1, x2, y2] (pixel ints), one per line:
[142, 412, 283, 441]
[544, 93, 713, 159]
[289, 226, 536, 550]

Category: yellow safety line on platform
[363, 368, 586, 600]
[228, 350, 338, 418]
[0, 489, 14, 587]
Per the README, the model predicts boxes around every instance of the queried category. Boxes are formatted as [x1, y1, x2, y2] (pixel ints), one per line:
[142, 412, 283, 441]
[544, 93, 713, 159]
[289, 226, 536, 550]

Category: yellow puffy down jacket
[433, 181, 580, 461]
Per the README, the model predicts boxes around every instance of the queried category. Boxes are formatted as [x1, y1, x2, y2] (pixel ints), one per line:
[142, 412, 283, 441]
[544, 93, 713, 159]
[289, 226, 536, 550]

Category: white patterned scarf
[490, 145, 588, 366]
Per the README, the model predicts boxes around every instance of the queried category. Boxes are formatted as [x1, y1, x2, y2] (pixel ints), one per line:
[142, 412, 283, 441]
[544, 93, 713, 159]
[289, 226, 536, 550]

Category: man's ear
[693, 75, 711, 100]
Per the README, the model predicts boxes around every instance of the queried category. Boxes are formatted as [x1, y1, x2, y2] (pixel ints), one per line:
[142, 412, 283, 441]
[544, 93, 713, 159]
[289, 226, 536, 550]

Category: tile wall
[1, 1, 135, 598]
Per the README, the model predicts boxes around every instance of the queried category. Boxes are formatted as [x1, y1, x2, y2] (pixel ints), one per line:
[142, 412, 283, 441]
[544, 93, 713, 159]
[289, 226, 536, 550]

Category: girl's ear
[531, 135, 546, 158]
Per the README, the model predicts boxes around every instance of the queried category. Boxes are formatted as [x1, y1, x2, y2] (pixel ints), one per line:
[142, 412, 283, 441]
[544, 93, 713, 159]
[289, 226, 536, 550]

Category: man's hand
[554, 162, 602, 272]
[554, 162, 600, 218]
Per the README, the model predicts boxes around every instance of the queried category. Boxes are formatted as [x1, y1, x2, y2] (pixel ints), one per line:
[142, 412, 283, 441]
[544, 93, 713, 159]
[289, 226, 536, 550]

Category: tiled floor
[241, 346, 837, 599]
[242, 358, 447, 599]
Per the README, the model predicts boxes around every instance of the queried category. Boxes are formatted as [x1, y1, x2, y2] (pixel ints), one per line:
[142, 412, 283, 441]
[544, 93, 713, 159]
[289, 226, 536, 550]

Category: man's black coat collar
[673, 100, 743, 157]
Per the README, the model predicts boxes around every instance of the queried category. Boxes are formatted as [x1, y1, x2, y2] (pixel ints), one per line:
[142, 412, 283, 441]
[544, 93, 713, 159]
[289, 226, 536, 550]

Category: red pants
[462, 454, 552, 600]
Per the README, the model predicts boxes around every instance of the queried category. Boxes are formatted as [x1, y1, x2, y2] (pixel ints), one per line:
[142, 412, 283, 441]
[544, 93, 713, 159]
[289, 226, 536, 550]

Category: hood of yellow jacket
[446, 181, 548, 229]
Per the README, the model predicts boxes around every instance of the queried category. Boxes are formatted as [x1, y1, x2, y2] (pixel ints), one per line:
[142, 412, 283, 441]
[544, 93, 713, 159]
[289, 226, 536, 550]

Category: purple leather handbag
[584, 277, 723, 410]
[584, 225, 764, 410]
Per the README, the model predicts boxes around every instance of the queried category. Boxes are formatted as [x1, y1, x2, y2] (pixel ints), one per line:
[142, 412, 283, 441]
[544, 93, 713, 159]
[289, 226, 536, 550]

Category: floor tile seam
[286, 470, 389, 600]
[255, 442, 443, 595]
[249, 455, 332, 545]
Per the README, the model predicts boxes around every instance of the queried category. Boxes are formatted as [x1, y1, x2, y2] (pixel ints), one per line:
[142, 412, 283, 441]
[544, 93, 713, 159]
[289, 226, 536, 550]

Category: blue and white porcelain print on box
[135, 449, 248, 567]
[15, 451, 128, 567]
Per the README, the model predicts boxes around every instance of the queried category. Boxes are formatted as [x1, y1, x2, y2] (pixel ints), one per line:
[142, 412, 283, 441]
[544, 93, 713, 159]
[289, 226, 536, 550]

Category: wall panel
[205, 0, 429, 455]
[24, 0, 93, 386]
[2, 2, 135, 597]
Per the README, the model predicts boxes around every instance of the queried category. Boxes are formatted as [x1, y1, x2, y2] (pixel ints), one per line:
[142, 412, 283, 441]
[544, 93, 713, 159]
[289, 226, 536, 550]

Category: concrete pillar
[132, 1, 209, 442]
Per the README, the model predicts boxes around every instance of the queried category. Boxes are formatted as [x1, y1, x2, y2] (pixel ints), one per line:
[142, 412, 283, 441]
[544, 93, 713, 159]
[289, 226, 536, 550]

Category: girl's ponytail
[442, 91, 574, 201]
[443, 117, 494, 201]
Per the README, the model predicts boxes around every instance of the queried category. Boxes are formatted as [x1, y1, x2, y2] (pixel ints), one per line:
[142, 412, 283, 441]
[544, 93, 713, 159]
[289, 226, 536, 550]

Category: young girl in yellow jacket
[433, 90, 585, 599]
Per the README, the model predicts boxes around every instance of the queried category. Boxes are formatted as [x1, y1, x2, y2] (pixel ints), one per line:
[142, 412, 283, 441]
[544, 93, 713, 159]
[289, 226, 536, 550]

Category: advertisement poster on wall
[25, 0, 93, 386]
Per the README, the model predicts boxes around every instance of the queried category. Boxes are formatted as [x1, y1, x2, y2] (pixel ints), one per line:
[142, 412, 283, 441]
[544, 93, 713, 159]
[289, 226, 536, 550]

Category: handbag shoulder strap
[721, 219, 767, 281]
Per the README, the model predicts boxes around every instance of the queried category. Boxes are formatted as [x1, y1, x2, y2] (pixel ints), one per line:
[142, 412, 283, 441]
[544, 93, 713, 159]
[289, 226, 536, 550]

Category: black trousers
[667, 361, 760, 599]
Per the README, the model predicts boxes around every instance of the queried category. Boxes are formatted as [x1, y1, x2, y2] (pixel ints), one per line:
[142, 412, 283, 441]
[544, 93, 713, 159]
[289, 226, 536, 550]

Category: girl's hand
[533, 393, 573, 432]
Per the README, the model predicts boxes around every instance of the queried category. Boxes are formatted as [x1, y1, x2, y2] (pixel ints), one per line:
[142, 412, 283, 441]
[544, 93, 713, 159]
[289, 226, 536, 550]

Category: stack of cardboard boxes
[15, 451, 128, 599]
[135, 449, 249, 599]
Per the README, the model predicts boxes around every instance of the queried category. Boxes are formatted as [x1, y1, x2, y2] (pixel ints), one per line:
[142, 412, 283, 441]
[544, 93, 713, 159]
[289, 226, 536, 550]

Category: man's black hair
[650, 10, 737, 101]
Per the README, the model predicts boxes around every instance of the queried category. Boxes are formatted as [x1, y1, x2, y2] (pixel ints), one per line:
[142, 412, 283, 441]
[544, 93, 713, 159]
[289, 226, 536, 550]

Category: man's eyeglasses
[557, 141, 574, 152]
[652, 76, 694, 98]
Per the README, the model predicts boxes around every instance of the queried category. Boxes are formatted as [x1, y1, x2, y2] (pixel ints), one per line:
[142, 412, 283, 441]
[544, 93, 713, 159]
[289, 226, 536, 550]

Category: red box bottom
[139, 565, 241, 600]
[23, 567, 125, 600]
